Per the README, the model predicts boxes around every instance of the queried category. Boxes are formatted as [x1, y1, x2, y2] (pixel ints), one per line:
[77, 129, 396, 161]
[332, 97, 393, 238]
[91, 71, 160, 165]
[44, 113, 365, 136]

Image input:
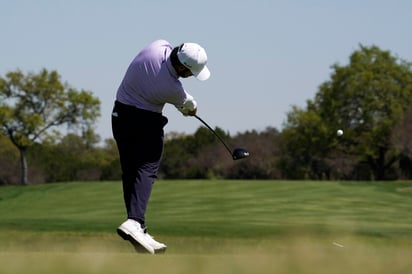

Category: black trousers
[111, 101, 168, 225]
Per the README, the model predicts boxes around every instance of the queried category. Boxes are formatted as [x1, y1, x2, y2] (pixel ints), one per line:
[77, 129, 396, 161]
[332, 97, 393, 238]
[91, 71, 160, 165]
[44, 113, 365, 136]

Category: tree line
[1, 45, 412, 184]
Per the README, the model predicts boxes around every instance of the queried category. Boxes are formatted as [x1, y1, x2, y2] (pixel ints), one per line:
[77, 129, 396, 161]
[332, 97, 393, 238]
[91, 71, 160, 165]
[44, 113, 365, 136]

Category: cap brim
[192, 66, 210, 81]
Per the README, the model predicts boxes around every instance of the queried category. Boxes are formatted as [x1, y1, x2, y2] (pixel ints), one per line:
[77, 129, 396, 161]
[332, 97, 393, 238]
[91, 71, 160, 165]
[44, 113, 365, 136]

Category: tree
[391, 103, 412, 178]
[100, 138, 121, 180]
[282, 45, 412, 180]
[280, 106, 333, 179]
[0, 134, 20, 184]
[0, 69, 100, 184]
[225, 128, 282, 179]
[318, 45, 412, 180]
[160, 127, 229, 179]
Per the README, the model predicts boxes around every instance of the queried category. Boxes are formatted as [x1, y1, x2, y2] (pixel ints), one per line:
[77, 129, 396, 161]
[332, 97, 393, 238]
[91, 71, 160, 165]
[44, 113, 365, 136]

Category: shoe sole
[154, 246, 167, 254]
[117, 228, 154, 254]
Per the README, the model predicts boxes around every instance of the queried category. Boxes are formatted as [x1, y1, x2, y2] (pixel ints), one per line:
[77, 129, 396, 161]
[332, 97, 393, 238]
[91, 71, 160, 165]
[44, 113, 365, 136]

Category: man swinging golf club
[111, 39, 210, 254]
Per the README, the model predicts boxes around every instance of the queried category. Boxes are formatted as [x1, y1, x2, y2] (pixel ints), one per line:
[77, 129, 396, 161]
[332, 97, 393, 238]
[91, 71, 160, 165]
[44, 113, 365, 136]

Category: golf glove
[178, 97, 197, 116]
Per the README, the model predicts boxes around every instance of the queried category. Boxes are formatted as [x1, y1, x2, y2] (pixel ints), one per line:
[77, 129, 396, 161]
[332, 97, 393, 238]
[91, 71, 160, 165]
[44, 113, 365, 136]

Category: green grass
[1, 180, 412, 274]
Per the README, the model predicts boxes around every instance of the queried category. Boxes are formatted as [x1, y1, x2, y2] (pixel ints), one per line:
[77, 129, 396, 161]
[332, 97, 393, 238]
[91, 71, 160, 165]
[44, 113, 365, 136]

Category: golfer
[111, 39, 210, 254]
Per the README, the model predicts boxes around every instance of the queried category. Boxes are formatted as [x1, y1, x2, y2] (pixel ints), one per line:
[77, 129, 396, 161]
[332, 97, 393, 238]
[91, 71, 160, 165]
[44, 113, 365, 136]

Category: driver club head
[232, 148, 250, 160]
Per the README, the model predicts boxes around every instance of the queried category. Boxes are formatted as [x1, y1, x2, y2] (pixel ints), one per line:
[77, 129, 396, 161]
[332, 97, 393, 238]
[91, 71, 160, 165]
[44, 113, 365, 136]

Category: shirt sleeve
[168, 88, 197, 114]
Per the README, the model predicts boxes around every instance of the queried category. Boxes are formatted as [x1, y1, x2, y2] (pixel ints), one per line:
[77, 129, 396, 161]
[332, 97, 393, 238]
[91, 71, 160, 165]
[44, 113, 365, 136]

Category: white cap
[177, 43, 211, 81]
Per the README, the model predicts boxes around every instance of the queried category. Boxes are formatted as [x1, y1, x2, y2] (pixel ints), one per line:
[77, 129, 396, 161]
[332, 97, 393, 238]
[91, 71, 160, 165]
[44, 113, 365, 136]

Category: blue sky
[1, 0, 411, 140]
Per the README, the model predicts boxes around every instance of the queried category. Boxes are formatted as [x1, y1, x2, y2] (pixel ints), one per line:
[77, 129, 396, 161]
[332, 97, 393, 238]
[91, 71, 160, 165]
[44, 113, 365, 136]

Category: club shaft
[194, 115, 233, 156]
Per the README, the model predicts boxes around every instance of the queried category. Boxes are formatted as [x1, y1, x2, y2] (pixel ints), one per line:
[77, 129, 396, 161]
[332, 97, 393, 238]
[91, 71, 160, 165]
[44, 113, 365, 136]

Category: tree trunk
[374, 146, 388, 181]
[19, 147, 28, 185]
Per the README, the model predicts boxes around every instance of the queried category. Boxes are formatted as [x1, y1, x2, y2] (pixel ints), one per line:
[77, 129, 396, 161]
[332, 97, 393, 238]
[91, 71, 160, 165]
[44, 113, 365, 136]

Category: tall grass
[1, 180, 412, 273]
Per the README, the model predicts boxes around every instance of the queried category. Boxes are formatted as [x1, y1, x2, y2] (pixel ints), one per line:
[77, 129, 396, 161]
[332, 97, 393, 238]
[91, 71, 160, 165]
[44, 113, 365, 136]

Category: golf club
[194, 115, 249, 160]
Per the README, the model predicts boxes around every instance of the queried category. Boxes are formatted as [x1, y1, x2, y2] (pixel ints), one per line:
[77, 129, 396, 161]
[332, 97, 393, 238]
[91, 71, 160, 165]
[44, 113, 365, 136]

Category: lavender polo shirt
[116, 40, 193, 113]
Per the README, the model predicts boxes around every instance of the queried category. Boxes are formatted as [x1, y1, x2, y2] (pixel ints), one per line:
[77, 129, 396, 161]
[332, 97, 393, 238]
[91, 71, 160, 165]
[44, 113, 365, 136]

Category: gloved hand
[179, 98, 197, 116]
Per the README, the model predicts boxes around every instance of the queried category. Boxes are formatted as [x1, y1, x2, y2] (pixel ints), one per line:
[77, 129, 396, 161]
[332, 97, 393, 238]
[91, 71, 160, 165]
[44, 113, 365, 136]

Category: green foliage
[229, 128, 281, 179]
[0, 69, 101, 184]
[280, 106, 331, 179]
[161, 127, 282, 179]
[392, 105, 412, 178]
[282, 45, 412, 180]
[0, 134, 19, 184]
[0, 125, 282, 184]
[28, 135, 120, 183]
[161, 126, 229, 178]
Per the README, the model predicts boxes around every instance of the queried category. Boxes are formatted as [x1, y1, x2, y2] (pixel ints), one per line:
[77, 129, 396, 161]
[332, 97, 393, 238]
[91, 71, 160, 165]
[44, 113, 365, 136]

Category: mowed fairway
[0, 180, 412, 274]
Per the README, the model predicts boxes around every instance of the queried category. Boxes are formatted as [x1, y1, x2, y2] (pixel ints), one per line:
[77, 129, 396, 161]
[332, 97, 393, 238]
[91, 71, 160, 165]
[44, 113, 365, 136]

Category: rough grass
[0, 180, 412, 274]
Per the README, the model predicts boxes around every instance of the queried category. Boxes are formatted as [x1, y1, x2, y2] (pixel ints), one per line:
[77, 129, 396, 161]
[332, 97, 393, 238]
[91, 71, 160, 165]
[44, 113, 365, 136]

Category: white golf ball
[337, 129, 343, 136]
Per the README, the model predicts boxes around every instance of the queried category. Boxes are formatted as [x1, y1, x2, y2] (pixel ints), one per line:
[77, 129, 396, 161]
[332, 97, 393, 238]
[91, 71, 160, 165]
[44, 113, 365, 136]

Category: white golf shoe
[117, 219, 167, 254]
[117, 219, 155, 254]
